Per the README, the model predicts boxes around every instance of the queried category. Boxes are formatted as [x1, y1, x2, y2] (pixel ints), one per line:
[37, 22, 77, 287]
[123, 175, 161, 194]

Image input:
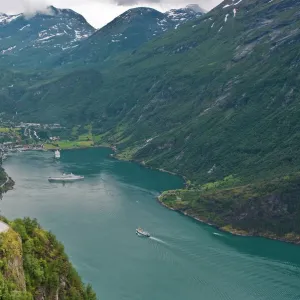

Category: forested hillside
[13, 0, 300, 182]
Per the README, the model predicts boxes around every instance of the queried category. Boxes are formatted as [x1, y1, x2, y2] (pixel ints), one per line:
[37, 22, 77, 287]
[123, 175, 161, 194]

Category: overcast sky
[0, 0, 223, 28]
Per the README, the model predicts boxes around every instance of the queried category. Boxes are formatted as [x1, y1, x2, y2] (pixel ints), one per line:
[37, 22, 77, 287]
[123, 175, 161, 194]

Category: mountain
[58, 5, 204, 67]
[166, 5, 205, 29]
[5, 0, 300, 241]
[0, 5, 203, 69]
[15, 0, 300, 181]
[0, 6, 95, 68]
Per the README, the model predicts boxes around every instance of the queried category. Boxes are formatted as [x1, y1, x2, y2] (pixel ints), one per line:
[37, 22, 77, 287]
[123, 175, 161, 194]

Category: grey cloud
[114, 0, 160, 6]
[112, 0, 221, 9]
[0, 0, 222, 17]
[0, 0, 51, 14]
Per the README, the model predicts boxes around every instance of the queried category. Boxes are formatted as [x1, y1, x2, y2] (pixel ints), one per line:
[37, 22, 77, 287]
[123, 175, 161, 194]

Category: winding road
[0, 176, 9, 188]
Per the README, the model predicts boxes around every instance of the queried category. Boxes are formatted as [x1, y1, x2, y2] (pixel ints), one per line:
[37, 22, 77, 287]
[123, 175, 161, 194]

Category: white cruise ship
[48, 173, 84, 183]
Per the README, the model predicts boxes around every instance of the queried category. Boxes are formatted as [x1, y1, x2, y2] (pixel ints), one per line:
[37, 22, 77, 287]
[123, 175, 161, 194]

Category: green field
[44, 140, 94, 150]
[0, 127, 21, 133]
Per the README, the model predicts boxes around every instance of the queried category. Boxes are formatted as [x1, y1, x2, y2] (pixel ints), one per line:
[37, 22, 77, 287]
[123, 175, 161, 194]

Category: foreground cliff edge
[0, 168, 97, 300]
[0, 217, 97, 299]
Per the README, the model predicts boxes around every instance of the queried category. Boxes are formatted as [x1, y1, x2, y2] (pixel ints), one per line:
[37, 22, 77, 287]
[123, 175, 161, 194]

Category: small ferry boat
[54, 150, 60, 159]
[48, 173, 84, 183]
[136, 228, 150, 237]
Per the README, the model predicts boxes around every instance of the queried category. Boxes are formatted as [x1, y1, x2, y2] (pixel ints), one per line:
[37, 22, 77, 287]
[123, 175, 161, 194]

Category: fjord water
[2, 148, 300, 300]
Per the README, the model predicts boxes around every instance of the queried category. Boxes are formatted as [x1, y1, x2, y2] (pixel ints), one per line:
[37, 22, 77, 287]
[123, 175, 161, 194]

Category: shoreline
[44, 144, 113, 151]
[5, 143, 300, 245]
[109, 153, 188, 187]
[0, 170, 14, 194]
[156, 195, 300, 245]
[107, 145, 300, 246]
[44, 143, 187, 185]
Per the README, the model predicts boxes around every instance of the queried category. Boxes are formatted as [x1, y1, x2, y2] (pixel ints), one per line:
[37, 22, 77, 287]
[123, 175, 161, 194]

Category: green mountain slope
[4, 0, 300, 240]
[17, 0, 300, 181]
[17, 69, 103, 123]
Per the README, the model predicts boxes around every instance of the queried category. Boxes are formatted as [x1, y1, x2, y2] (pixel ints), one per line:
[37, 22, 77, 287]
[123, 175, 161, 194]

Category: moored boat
[54, 150, 60, 159]
[136, 228, 150, 237]
[48, 173, 84, 183]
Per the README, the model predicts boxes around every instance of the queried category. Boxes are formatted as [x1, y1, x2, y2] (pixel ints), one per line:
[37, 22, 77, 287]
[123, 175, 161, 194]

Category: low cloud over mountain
[0, 0, 221, 28]
[0, 0, 221, 12]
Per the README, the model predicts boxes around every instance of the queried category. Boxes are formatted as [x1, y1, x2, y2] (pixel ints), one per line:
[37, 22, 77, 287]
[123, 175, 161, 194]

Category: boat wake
[213, 232, 224, 237]
[149, 236, 169, 245]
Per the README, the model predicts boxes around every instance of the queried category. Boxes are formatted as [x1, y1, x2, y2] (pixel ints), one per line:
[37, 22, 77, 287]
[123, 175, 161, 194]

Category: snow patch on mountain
[223, 0, 243, 8]
[19, 24, 30, 31]
[0, 13, 22, 25]
[0, 7, 95, 58]
[1, 46, 16, 54]
[165, 5, 204, 28]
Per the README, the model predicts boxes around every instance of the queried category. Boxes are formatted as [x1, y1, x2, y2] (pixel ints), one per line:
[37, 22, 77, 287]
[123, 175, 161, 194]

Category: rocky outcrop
[0, 228, 26, 291]
[159, 174, 300, 244]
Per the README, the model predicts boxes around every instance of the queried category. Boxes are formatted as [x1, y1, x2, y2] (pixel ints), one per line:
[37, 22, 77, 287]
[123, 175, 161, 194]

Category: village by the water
[0, 121, 64, 161]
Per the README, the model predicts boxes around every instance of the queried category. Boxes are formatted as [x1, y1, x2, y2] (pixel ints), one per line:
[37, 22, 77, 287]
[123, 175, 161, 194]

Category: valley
[1, 0, 300, 243]
[1, 0, 300, 298]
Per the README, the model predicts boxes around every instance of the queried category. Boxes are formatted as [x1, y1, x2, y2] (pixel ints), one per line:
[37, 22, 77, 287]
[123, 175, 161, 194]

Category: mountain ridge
[58, 5, 204, 67]
[0, 4, 204, 69]
[0, 6, 95, 68]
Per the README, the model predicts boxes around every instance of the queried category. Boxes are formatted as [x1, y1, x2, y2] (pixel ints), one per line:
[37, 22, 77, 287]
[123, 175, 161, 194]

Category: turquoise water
[2, 148, 300, 300]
